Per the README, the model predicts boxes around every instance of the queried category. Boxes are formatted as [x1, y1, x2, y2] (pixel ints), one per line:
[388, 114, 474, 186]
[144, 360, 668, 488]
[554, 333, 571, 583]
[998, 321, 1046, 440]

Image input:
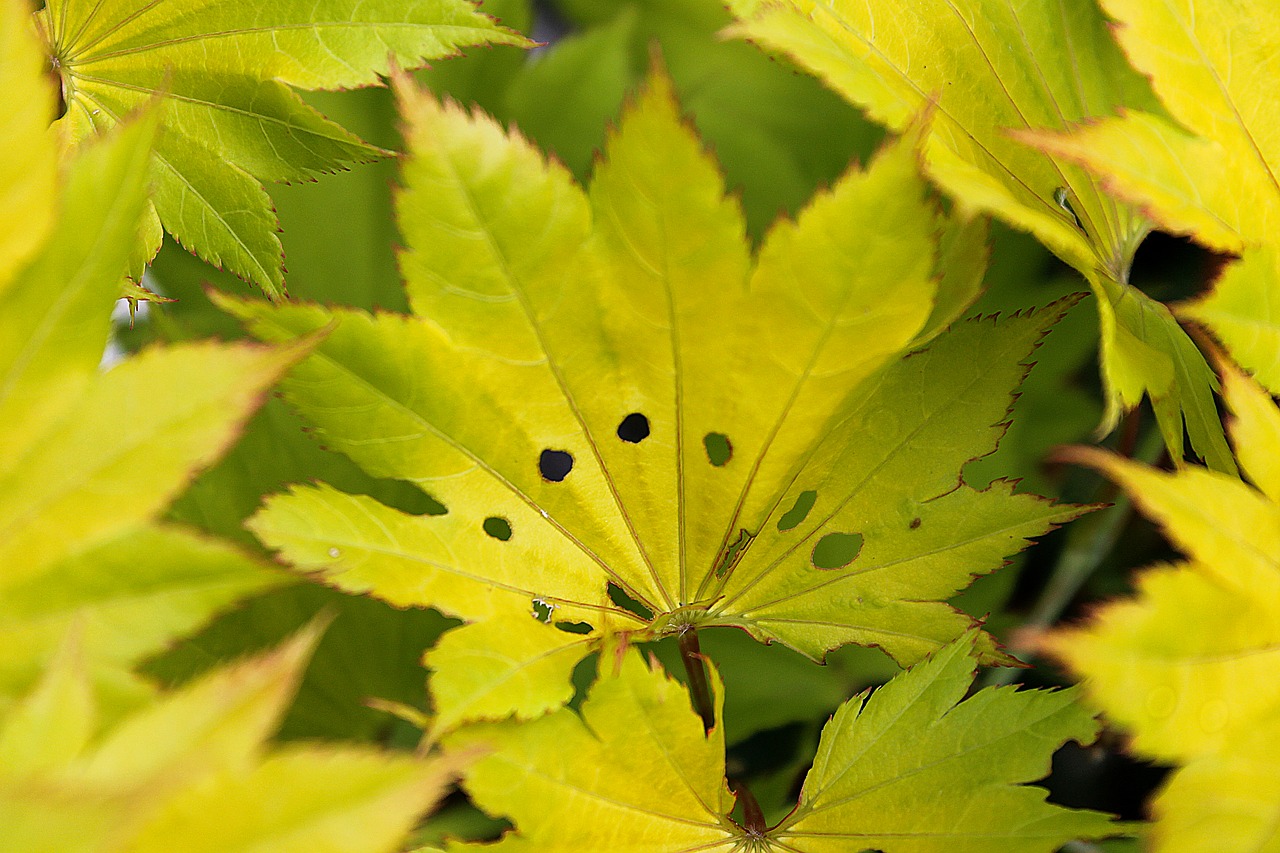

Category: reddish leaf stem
[677, 627, 715, 732]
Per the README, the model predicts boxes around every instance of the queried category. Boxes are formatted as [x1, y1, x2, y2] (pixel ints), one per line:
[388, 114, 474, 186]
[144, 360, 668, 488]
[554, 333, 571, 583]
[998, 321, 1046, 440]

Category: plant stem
[677, 627, 716, 732]
[732, 780, 768, 835]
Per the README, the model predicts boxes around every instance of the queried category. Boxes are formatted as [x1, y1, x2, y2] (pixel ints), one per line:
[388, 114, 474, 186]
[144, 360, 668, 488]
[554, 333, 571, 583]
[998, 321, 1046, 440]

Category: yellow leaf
[1050, 363, 1280, 851]
[0, 0, 58, 287]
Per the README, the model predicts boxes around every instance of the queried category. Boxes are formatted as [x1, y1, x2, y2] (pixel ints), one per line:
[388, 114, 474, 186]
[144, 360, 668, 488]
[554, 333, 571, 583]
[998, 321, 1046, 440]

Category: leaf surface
[446, 634, 1114, 851]
[226, 70, 1079, 729]
[1049, 363, 1280, 852]
[34, 0, 529, 295]
[728, 0, 1232, 468]
[1051, 364, 1280, 762]
[1021, 1, 1280, 401]
[0, 0, 57, 284]
[0, 94, 303, 708]
[0, 627, 456, 853]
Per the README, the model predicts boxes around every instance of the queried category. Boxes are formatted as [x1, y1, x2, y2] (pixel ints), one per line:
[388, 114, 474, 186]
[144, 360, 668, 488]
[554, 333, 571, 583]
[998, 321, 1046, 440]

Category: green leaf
[146, 582, 455, 743]
[224, 71, 1080, 733]
[502, 0, 880, 238]
[728, 0, 1232, 470]
[34, 0, 530, 296]
[446, 634, 1114, 851]
[768, 632, 1115, 851]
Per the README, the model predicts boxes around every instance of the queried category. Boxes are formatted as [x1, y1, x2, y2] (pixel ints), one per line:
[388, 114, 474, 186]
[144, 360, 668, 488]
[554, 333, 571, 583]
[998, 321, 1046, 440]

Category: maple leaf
[221, 68, 1082, 728]
[443, 632, 1115, 852]
[0, 31, 306, 714]
[27, 0, 529, 298]
[1022, 0, 1280, 396]
[0, 625, 459, 853]
[728, 0, 1235, 474]
[1048, 361, 1280, 853]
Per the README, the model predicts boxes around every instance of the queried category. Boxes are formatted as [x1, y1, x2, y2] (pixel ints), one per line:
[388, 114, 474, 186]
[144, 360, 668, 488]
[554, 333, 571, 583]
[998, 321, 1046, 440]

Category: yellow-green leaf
[0, 626, 457, 853]
[1149, 721, 1280, 853]
[424, 614, 596, 734]
[1049, 364, 1280, 852]
[447, 650, 736, 852]
[0, 526, 286, 711]
[1022, 1, 1280, 397]
[225, 71, 1079, 702]
[33, 0, 530, 295]
[1051, 366, 1280, 762]
[729, 0, 1231, 468]
[0, 0, 58, 286]
[447, 634, 1114, 851]
[1181, 244, 1280, 396]
[125, 747, 452, 853]
[0, 339, 313, 580]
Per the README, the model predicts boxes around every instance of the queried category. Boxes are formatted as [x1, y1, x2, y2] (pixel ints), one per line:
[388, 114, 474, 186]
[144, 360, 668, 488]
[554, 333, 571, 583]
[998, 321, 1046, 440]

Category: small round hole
[539, 449, 574, 482]
[617, 413, 650, 443]
[483, 517, 512, 541]
[777, 490, 818, 532]
[811, 532, 863, 570]
[703, 433, 732, 467]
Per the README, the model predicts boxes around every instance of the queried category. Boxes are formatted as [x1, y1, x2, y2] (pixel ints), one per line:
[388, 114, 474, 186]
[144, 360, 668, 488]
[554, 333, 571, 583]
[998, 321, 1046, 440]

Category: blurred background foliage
[124, 0, 1209, 839]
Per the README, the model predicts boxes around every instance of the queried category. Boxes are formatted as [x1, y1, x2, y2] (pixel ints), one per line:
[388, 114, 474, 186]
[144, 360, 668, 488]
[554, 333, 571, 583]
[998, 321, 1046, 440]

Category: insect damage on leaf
[222, 66, 1085, 728]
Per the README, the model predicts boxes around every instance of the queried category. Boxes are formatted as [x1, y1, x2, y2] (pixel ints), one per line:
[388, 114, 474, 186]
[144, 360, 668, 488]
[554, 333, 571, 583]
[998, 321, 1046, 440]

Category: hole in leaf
[811, 532, 864, 570]
[607, 582, 654, 621]
[704, 433, 732, 467]
[531, 598, 555, 623]
[777, 490, 818, 532]
[483, 517, 512, 541]
[714, 529, 753, 578]
[617, 412, 651, 443]
[555, 620, 592, 635]
[539, 449, 573, 482]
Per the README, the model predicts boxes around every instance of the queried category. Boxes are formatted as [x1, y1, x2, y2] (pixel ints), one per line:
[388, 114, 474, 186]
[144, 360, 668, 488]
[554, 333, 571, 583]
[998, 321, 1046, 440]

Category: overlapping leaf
[0, 626, 457, 853]
[223, 69, 1082, 728]
[1025, 1, 1280, 395]
[30, 0, 528, 296]
[0, 38, 301, 712]
[444, 633, 1114, 851]
[728, 0, 1233, 472]
[1049, 363, 1280, 853]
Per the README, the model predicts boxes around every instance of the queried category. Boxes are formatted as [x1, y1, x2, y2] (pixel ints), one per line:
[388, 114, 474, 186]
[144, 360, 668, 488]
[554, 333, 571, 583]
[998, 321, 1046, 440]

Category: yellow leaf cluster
[1051, 364, 1280, 853]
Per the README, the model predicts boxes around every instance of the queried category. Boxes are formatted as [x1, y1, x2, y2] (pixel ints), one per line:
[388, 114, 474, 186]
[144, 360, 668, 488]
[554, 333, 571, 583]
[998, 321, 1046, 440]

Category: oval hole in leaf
[777, 490, 818, 532]
[554, 620, 592, 635]
[811, 532, 864, 570]
[531, 598, 555, 623]
[704, 432, 732, 467]
[608, 582, 654, 621]
[482, 516, 512, 541]
[539, 449, 573, 482]
[617, 412, 651, 443]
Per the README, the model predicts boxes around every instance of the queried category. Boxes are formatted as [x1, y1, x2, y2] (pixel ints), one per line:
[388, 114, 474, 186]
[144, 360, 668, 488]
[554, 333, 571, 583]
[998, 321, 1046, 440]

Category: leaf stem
[677, 627, 716, 732]
[732, 780, 768, 835]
